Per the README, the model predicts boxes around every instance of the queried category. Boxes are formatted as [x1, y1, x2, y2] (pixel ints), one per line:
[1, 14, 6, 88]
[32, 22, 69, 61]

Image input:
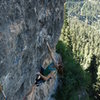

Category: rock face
[27, 76, 58, 100]
[0, 0, 64, 100]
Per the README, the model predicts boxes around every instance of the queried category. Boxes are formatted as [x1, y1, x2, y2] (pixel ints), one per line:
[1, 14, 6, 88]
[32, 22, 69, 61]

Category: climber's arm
[0, 84, 2, 92]
[46, 42, 57, 66]
[39, 72, 55, 81]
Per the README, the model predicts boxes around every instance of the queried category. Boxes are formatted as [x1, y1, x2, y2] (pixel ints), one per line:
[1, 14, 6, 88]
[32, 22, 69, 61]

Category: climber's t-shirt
[43, 62, 57, 76]
[43, 52, 60, 76]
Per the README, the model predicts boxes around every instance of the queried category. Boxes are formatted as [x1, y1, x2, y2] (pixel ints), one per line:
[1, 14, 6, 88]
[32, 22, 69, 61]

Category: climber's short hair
[55, 53, 63, 75]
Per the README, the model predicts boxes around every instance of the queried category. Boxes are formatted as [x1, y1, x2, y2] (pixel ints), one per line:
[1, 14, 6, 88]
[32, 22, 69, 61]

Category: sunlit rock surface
[0, 0, 64, 100]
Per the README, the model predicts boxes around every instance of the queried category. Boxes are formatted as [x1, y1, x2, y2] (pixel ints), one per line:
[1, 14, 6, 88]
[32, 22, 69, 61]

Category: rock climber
[23, 41, 63, 100]
[35, 41, 63, 86]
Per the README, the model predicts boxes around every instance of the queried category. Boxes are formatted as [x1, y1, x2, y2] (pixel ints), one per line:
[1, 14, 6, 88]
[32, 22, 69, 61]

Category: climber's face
[57, 64, 63, 75]
[58, 55, 62, 66]
[57, 55, 63, 75]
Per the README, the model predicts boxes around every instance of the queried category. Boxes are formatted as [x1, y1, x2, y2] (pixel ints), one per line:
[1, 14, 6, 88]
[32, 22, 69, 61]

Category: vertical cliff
[0, 0, 64, 100]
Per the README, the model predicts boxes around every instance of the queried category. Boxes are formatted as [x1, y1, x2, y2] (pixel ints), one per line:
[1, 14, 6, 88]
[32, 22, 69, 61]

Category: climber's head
[56, 53, 63, 75]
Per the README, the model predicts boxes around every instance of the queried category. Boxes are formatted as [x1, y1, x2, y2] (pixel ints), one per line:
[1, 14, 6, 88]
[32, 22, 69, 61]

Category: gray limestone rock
[0, 0, 64, 100]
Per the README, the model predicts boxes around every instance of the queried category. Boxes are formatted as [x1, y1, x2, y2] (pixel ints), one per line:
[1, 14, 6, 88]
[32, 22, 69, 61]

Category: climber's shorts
[35, 74, 45, 86]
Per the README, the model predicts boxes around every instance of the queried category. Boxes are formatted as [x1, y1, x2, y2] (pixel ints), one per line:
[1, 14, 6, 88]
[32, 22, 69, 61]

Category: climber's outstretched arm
[46, 42, 57, 67]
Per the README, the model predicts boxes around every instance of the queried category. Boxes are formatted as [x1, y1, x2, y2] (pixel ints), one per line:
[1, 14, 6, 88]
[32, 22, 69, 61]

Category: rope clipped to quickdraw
[0, 84, 7, 100]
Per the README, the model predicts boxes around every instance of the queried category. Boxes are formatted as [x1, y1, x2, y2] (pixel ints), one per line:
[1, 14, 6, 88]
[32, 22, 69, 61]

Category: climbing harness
[0, 84, 7, 100]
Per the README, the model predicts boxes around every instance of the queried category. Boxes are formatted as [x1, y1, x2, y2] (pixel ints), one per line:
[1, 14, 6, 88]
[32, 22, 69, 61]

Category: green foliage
[55, 40, 90, 100]
[66, 2, 100, 98]
[54, 2, 93, 100]
[55, 1, 100, 99]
